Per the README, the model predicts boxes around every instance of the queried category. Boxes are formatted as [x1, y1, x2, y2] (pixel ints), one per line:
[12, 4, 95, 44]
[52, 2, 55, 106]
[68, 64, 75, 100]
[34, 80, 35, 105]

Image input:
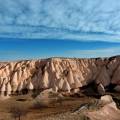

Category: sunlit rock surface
[0, 56, 120, 95]
[86, 95, 120, 120]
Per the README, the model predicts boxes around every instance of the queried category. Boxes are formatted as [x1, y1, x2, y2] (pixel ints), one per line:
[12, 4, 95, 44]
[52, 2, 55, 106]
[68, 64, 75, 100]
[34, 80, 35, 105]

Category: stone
[100, 95, 113, 104]
[72, 88, 80, 94]
[36, 88, 64, 105]
[97, 83, 105, 95]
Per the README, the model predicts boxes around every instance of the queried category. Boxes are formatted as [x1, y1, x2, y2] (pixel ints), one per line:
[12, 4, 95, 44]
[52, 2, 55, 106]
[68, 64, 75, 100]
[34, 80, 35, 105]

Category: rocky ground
[0, 89, 120, 120]
[0, 92, 91, 120]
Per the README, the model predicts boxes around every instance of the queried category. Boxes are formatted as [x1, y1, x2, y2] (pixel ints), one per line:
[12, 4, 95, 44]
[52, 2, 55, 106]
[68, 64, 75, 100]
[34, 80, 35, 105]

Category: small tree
[9, 105, 28, 120]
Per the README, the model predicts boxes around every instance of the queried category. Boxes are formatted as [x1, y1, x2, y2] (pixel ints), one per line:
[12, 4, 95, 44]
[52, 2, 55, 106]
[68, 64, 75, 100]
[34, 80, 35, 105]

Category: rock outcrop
[35, 88, 64, 106]
[0, 56, 120, 96]
[86, 95, 120, 120]
[100, 95, 114, 104]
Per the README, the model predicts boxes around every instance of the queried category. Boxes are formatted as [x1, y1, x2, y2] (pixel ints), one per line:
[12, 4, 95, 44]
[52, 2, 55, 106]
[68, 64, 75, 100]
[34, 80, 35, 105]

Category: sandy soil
[0, 92, 120, 120]
[0, 93, 94, 120]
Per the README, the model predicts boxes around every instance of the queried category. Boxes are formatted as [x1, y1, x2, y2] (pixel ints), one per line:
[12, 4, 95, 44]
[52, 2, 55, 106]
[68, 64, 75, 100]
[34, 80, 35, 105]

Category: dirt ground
[1, 91, 120, 120]
[0, 93, 95, 120]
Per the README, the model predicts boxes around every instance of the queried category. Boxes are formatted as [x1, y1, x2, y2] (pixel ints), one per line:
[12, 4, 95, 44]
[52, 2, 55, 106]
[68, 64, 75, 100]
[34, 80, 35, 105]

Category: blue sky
[0, 0, 120, 60]
[0, 38, 120, 61]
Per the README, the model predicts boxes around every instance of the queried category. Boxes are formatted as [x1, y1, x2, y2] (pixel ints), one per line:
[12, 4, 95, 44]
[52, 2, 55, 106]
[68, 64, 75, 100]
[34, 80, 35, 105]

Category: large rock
[100, 95, 113, 104]
[36, 88, 63, 99]
[86, 102, 120, 120]
[35, 88, 63, 105]
[86, 95, 120, 120]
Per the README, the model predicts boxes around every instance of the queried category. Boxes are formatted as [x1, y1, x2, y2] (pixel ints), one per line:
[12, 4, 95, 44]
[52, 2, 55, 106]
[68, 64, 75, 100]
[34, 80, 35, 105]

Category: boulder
[72, 88, 80, 94]
[97, 83, 105, 95]
[35, 88, 63, 105]
[100, 95, 113, 104]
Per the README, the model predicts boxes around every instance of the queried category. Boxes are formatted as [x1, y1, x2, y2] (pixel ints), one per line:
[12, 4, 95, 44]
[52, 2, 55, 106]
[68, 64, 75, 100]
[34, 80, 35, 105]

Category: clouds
[0, 0, 120, 42]
[68, 47, 120, 58]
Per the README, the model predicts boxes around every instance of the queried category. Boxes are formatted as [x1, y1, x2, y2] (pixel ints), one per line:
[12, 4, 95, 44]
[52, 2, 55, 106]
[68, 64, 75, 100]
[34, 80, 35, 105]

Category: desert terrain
[0, 56, 120, 120]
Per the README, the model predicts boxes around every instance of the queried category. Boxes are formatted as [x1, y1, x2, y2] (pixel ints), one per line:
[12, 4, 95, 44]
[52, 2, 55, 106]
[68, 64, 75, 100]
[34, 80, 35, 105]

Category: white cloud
[0, 0, 120, 42]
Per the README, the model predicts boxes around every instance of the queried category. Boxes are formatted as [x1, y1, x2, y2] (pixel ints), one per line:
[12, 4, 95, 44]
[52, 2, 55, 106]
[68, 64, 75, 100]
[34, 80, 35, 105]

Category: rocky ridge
[0, 56, 120, 96]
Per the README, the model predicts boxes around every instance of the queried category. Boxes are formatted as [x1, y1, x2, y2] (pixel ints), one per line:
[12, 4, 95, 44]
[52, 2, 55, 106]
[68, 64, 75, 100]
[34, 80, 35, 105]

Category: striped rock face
[0, 56, 120, 96]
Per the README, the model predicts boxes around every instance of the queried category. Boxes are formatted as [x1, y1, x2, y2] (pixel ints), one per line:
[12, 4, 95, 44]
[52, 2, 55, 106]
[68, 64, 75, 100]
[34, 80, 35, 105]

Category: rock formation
[0, 56, 120, 96]
[86, 95, 120, 120]
[35, 88, 64, 105]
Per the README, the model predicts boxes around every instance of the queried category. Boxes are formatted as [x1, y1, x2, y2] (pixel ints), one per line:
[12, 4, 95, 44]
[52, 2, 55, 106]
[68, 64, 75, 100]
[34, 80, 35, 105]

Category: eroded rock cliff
[0, 56, 120, 96]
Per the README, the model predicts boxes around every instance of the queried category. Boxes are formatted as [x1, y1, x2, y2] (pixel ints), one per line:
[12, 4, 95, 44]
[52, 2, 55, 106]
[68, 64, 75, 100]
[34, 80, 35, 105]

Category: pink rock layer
[0, 56, 120, 95]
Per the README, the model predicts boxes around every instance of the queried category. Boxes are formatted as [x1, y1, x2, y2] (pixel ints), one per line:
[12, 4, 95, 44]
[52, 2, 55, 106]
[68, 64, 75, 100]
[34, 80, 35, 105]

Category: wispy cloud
[68, 47, 120, 58]
[0, 0, 120, 42]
